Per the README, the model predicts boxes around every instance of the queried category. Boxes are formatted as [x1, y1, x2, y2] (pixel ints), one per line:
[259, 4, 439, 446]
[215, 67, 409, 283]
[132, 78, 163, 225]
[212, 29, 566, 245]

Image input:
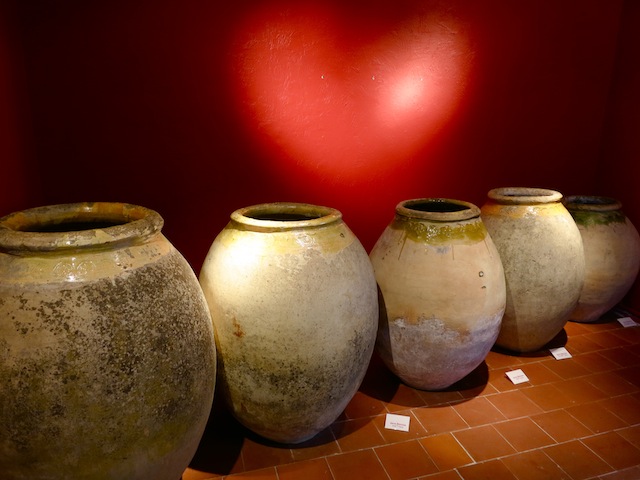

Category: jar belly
[564, 196, 640, 323]
[1, 249, 216, 479]
[481, 188, 585, 353]
[0, 202, 216, 480]
[370, 198, 506, 390]
[199, 203, 378, 444]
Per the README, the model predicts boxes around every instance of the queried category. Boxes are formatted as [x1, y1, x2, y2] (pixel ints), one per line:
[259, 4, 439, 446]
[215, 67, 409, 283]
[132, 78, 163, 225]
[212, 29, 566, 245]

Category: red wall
[0, 1, 32, 213]
[598, 0, 640, 314]
[1, 0, 634, 300]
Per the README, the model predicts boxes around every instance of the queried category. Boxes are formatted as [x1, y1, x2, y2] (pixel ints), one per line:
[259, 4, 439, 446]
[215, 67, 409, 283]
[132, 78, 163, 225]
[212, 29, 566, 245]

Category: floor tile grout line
[334, 387, 622, 446]
[529, 447, 574, 480]
[224, 378, 640, 476]
[370, 446, 394, 480]
[328, 423, 344, 456]
[310, 417, 640, 475]
[492, 418, 554, 456]
[313, 456, 337, 480]
[442, 431, 617, 469]
[576, 436, 620, 473]
[190, 322, 640, 479]
[414, 434, 453, 474]
[450, 447, 570, 479]
[562, 405, 605, 436]
[447, 431, 477, 468]
[597, 397, 640, 428]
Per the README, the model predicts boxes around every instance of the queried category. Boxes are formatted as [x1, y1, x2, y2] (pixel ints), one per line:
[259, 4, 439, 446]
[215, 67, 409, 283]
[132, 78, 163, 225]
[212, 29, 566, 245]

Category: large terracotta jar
[564, 195, 640, 322]
[0, 203, 216, 480]
[481, 188, 585, 352]
[199, 202, 378, 444]
[370, 198, 506, 390]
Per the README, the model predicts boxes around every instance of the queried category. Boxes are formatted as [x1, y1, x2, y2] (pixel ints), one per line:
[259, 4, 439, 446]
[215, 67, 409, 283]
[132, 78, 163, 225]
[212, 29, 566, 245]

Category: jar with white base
[370, 198, 505, 390]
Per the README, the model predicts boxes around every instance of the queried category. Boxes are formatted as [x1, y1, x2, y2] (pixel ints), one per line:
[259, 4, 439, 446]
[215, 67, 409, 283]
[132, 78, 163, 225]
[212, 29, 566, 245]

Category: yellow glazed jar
[0, 202, 216, 480]
[370, 198, 505, 390]
[481, 188, 585, 352]
[564, 195, 640, 322]
[199, 202, 378, 444]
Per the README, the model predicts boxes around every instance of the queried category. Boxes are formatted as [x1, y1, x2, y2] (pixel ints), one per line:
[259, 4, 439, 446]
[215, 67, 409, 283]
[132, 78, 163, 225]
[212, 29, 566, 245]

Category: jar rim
[230, 202, 342, 231]
[487, 187, 563, 205]
[563, 195, 622, 212]
[0, 202, 163, 253]
[396, 198, 480, 222]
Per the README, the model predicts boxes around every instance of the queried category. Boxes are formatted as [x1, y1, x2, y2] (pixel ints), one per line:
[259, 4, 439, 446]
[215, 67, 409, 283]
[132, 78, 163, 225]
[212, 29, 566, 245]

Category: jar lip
[396, 198, 480, 222]
[230, 202, 342, 231]
[487, 187, 563, 205]
[0, 202, 163, 253]
[563, 195, 622, 211]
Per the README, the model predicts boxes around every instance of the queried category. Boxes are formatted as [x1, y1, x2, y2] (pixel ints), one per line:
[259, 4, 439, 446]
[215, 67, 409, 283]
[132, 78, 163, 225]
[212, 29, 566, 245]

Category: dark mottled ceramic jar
[0, 202, 216, 480]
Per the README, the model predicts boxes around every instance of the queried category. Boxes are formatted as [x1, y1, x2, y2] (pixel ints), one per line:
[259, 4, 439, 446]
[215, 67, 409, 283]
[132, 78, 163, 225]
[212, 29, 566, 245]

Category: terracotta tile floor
[183, 309, 640, 480]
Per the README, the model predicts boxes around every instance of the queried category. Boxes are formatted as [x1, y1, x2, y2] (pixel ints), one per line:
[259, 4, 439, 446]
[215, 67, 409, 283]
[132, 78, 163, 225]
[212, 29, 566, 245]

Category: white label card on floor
[549, 347, 572, 360]
[618, 317, 638, 328]
[506, 369, 529, 385]
[384, 413, 410, 432]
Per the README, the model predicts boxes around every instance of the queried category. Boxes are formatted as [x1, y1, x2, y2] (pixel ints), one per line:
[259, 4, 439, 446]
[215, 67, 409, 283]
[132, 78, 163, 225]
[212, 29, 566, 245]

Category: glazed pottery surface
[370, 198, 506, 390]
[199, 202, 378, 444]
[0, 203, 216, 480]
[564, 196, 640, 322]
[481, 188, 585, 353]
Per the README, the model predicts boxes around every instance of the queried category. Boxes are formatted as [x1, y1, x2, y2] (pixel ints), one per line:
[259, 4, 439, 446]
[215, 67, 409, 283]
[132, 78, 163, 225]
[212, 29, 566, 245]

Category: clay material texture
[0, 202, 216, 480]
[370, 198, 506, 390]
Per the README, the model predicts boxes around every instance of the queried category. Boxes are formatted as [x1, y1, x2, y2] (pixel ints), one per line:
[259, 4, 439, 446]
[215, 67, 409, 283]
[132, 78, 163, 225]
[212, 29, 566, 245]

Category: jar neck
[395, 198, 480, 223]
[564, 195, 622, 212]
[229, 202, 342, 232]
[487, 187, 563, 205]
[0, 202, 163, 254]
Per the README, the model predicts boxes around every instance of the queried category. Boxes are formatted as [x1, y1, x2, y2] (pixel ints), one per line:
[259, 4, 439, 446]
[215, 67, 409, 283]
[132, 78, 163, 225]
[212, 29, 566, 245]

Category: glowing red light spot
[230, 4, 471, 182]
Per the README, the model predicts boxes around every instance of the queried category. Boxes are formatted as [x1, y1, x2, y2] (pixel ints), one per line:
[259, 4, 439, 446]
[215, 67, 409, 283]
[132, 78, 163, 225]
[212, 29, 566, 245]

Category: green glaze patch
[570, 210, 626, 227]
[392, 217, 486, 245]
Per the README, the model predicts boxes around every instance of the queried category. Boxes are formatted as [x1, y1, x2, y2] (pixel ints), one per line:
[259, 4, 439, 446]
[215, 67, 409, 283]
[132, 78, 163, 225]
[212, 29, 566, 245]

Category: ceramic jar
[564, 196, 640, 322]
[481, 187, 585, 352]
[370, 198, 505, 390]
[199, 202, 378, 444]
[0, 202, 216, 480]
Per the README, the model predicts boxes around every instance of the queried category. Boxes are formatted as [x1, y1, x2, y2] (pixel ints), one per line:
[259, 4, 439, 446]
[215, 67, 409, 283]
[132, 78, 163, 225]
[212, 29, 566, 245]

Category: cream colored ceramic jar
[481, 188, 585, 352]
[199, 202, 378, 444]
[564, 196, 640, 322]
[0, 202, 216, 480]
[370, 198, 506, 390]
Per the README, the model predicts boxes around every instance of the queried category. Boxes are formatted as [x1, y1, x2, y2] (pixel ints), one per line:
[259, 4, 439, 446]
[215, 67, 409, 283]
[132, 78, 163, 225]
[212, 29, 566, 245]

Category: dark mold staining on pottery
[570, 209, 626, 227]
[224, 353, 354, 441]
[221, 323, 372, 443]
[80, 251, 213, 405]
[0, 250, 215, 474]
[49, 402, 66, 417]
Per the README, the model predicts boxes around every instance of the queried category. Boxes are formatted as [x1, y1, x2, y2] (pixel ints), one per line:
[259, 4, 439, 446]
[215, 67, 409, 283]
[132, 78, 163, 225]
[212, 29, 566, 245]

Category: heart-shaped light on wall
[230, 2, 472, 183]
